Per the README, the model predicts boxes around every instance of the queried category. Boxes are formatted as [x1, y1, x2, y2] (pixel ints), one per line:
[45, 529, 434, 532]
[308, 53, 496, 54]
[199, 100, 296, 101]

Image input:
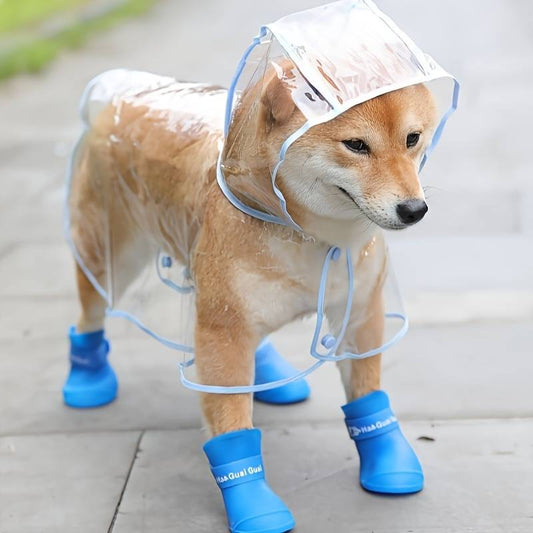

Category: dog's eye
[406, 132, 421, 148]
[342, 139, 370, 154]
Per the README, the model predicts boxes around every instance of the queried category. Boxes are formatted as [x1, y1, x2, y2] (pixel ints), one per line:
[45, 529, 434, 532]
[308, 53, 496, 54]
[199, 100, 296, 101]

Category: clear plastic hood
[219, 0, 459, 227]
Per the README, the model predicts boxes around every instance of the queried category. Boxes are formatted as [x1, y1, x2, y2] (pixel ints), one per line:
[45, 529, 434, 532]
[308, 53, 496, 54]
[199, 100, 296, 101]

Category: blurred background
[0, 1, 531, 532]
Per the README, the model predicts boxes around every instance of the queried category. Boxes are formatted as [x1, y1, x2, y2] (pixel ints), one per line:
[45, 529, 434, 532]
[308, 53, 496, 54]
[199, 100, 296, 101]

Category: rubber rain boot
[342, 390, 423, 494]
[62, 326, 118, 408]
[254, 339, 310, 404]
[204, 428, 295, 533]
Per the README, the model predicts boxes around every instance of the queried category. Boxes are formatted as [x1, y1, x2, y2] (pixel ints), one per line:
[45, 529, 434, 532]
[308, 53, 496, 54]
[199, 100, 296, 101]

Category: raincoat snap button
[161, 256, 172, 268]
[321, 334, 336, 349]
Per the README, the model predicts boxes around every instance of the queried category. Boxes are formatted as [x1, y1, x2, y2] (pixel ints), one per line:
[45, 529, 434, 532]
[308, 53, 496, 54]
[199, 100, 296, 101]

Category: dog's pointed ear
[260, 62, 296, 127]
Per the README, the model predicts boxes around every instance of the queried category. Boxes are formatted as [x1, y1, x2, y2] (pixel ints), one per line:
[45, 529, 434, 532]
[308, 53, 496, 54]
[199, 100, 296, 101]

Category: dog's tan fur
[70, 67, 437, 436]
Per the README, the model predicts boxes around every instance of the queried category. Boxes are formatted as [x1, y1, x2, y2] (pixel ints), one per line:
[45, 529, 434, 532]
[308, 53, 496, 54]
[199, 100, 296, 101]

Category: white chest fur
[232, 224, 386, 337]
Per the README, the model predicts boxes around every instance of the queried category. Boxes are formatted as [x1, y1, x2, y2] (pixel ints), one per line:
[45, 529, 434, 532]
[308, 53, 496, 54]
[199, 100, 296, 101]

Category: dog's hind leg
[65, 216, 151, 409]
[74, 260, 107, 334]
[64, 131, 149, 408]
[64, 236, 118, 408]
[63, 130, 119, 408]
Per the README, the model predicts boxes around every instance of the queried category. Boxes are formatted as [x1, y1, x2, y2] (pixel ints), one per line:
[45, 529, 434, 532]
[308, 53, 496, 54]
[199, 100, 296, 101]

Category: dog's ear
[260, 62, 296, 127]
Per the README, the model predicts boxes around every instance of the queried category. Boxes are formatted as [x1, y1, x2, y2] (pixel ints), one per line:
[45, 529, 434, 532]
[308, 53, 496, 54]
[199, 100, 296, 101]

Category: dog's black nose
[396, 199, 428, 225]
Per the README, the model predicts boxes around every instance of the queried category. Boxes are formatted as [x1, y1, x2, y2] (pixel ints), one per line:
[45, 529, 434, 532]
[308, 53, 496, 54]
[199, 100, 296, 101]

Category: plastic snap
[161, 256, 172, 268]
[321, 334, 336, 349]
[331, 247, 341, 261]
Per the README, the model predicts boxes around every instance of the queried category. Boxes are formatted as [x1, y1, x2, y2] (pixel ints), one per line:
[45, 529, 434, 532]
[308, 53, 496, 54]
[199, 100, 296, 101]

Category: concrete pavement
[0, 0, 532, 531]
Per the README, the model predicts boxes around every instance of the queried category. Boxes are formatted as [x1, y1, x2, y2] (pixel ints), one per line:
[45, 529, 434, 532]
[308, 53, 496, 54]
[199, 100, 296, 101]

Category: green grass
[0, 0, 89, 34]
[0, 0, 156, 80]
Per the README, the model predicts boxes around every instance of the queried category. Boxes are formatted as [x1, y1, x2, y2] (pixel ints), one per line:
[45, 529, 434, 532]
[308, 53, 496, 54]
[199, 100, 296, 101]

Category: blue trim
[215, 153, 293, 227]
[223, 28, 267, 137]
[219, 27, 303, 229]
[179, 358, 325, 394]
[308, 247, 408, 362]
[309, 246, 348, 359]
[269, 122, 313, 229]
[420, 79, 460, 171]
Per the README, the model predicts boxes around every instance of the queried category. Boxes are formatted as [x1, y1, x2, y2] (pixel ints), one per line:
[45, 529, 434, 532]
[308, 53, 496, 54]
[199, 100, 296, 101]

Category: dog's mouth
[336, 185, 407, 230]
[337, 184, 379, 226]
[337, 185, 364, 213]
[338, 185, 356, 202]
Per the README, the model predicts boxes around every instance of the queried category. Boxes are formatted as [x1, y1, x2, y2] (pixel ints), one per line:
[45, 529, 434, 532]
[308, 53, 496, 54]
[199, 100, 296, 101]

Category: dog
[67, 64, 438, 525]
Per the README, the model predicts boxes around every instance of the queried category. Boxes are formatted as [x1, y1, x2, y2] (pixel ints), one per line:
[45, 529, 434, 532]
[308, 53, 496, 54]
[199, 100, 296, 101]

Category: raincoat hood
[218, 0, 458, 229]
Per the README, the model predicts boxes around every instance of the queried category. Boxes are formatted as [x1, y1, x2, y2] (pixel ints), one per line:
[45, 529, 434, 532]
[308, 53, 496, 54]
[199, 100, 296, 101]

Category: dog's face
[257, 70, 439, 235]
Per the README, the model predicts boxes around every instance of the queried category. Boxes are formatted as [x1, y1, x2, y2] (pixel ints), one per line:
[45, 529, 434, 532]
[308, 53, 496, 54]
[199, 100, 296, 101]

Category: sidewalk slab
[1, 319, 532, 436]
[0, 189, 65, 247]
[111, 419, 533, 533]
[380, 320, 533, 420]
[259, 319, 533, 423]
[0, 244, 75, 297]
[0, 336, 202, 436]
[0, 431, 140, 533]
[0, 296, 76, 342]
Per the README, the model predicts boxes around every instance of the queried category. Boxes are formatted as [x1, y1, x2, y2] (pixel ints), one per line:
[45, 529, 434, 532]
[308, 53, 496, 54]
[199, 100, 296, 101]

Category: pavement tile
[0, 296, 76, 342]
[288, 419, 533, 533]
[0, 191, 65, 247]
[0, 243, 75, 297]
[112, 420, 533, 533]
[0, 168, 58, 208]
[261, 320, 533, 423]
[381, 321, 533, 420]
[0, 335, 201, 436]
[2, 320, 531, 437]
[0, 431, 140, 533]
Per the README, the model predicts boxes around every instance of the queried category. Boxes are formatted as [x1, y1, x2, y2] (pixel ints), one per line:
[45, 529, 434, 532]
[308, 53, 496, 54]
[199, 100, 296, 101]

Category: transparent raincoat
[65, 0, 458, 393]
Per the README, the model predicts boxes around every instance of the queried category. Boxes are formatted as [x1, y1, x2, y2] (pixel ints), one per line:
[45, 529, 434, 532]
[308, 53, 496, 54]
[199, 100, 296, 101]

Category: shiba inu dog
[66, 64, 438, 531]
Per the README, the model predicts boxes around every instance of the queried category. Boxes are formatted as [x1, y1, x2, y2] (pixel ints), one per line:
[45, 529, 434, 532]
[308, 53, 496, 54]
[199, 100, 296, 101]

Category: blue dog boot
[62, 326, 118, 408]
[342, 390, 423, 494]
[254, 339, 310, 404]
[204, 428, 295, 533]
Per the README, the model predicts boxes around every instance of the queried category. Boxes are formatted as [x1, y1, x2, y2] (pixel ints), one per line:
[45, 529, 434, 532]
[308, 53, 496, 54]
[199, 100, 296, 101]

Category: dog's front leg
[195, 318, 256, 436]
[195, 299, 295, 533]
[337, 282, 384, 402]
[336, 265, 424, 496]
